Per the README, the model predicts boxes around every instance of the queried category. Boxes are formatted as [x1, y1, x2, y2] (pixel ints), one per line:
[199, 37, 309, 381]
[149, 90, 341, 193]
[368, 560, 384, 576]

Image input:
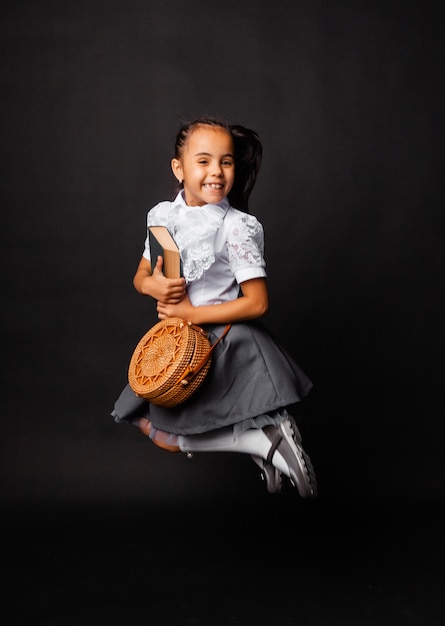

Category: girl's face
[171, 125, 235, 206]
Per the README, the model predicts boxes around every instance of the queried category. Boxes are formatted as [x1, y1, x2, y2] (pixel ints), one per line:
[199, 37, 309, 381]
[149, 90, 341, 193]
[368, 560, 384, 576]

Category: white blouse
[142, 191, 267, 306]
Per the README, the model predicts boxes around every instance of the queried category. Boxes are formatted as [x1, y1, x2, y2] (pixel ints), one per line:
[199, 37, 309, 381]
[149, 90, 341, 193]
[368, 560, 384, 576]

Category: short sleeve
[226, 213, 267, 283]
[142, 201, 171, 261]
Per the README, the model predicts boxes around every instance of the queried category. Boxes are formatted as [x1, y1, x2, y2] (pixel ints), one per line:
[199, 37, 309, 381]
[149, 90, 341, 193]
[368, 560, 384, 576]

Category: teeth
[205, 183, 223, 189]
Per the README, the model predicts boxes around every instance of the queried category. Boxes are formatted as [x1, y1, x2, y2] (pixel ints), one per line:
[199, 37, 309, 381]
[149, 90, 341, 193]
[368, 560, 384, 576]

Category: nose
[211, 161, 223, 177]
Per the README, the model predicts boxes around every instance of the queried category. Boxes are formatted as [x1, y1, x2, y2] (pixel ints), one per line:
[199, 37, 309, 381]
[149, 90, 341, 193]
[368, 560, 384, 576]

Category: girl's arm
[156, 277, 269, 324]
[133, 255, 186, 303]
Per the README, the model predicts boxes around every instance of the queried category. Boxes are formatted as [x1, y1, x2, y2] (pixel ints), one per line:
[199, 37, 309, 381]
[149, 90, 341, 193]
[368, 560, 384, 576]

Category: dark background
[2, 1, 444, 624]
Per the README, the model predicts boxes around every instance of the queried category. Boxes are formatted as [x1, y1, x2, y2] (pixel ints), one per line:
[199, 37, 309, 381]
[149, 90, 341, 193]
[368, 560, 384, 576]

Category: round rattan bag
[128, 317, 226, 408]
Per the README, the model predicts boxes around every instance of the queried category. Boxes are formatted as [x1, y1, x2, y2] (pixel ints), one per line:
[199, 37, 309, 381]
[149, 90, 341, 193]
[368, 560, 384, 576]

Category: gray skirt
[111, 320, 313, 436]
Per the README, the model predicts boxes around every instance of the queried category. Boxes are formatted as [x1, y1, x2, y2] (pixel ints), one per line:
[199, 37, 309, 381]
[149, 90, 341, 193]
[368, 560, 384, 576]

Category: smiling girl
[112, 116, 317, 497]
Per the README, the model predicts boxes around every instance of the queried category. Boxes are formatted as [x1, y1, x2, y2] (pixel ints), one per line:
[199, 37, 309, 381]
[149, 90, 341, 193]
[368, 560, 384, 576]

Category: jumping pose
[112, 116, 317, 496]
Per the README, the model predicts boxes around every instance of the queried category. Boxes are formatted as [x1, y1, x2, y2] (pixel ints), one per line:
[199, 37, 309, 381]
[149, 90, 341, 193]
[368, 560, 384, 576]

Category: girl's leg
[137, 417, 317, 498]
[138, 418, 282, 493]
[178, 417, 317, 498]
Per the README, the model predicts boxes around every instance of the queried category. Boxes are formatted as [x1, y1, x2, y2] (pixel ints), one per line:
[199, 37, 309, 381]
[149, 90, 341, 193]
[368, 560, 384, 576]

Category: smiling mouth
[204, 183, 224, 190]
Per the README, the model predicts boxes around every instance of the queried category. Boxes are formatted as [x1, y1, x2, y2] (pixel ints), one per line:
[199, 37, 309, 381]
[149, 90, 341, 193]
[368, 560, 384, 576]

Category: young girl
[112, 116, 317, 497]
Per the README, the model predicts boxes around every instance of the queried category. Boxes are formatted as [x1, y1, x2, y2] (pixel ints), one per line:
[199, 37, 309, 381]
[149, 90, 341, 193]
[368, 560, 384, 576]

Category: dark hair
[172, 116, 262, 212]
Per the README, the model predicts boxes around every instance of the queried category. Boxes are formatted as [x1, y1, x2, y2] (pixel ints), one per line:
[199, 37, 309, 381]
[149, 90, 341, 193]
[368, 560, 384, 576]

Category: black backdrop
[2, 1, 444, 524]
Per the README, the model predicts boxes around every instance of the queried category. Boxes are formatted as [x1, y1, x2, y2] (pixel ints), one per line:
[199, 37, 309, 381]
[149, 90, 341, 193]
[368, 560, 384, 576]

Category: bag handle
[178, 323, 232, 386]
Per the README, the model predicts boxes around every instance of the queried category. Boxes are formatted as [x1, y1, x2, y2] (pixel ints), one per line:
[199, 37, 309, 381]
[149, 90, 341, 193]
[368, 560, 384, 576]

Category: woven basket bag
[128, 317, 231, 408]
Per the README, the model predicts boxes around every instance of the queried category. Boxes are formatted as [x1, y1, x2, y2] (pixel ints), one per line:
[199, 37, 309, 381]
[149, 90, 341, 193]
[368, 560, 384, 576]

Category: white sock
[178, 427, 290, 477]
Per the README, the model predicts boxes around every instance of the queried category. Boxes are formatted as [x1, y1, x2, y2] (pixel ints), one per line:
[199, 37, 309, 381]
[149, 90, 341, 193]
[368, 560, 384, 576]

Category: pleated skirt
[111, 319, 313, 436]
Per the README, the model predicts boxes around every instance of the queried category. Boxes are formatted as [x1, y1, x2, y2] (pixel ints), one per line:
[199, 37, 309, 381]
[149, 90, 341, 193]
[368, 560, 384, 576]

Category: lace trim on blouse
[225, 214, 265, 274]
[146, 193, 264, 282]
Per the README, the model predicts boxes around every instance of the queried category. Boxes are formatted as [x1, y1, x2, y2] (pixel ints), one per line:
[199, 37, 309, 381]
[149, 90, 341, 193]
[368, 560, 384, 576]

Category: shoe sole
[279, 418, 318, 497]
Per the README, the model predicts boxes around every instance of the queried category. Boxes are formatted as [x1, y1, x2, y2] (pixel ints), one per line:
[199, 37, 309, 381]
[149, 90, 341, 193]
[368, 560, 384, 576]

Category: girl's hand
[157, 293, 194, 320]
[134, 255, 186, 303]
[150, 256, 186, 303]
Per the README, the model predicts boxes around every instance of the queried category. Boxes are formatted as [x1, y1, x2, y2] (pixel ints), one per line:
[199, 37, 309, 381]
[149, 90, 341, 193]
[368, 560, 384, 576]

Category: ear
[171, 158, 183, 183]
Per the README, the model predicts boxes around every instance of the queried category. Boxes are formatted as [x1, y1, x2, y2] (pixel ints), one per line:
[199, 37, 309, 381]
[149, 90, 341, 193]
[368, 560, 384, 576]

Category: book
[148, 225, 182, 278]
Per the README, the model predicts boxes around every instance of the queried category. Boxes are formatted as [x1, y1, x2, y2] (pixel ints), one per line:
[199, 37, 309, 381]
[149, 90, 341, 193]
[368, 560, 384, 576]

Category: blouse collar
[148, 192, 230, 282]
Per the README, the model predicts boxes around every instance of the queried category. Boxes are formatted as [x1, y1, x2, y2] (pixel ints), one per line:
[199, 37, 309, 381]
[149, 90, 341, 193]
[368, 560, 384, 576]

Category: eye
[198, 159, 209, 165]
[222, 159, 234, 167]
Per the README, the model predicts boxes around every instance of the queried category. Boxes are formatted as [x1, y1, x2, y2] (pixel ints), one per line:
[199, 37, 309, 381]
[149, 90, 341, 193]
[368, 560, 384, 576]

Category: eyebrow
[194, 151, 234, 158]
